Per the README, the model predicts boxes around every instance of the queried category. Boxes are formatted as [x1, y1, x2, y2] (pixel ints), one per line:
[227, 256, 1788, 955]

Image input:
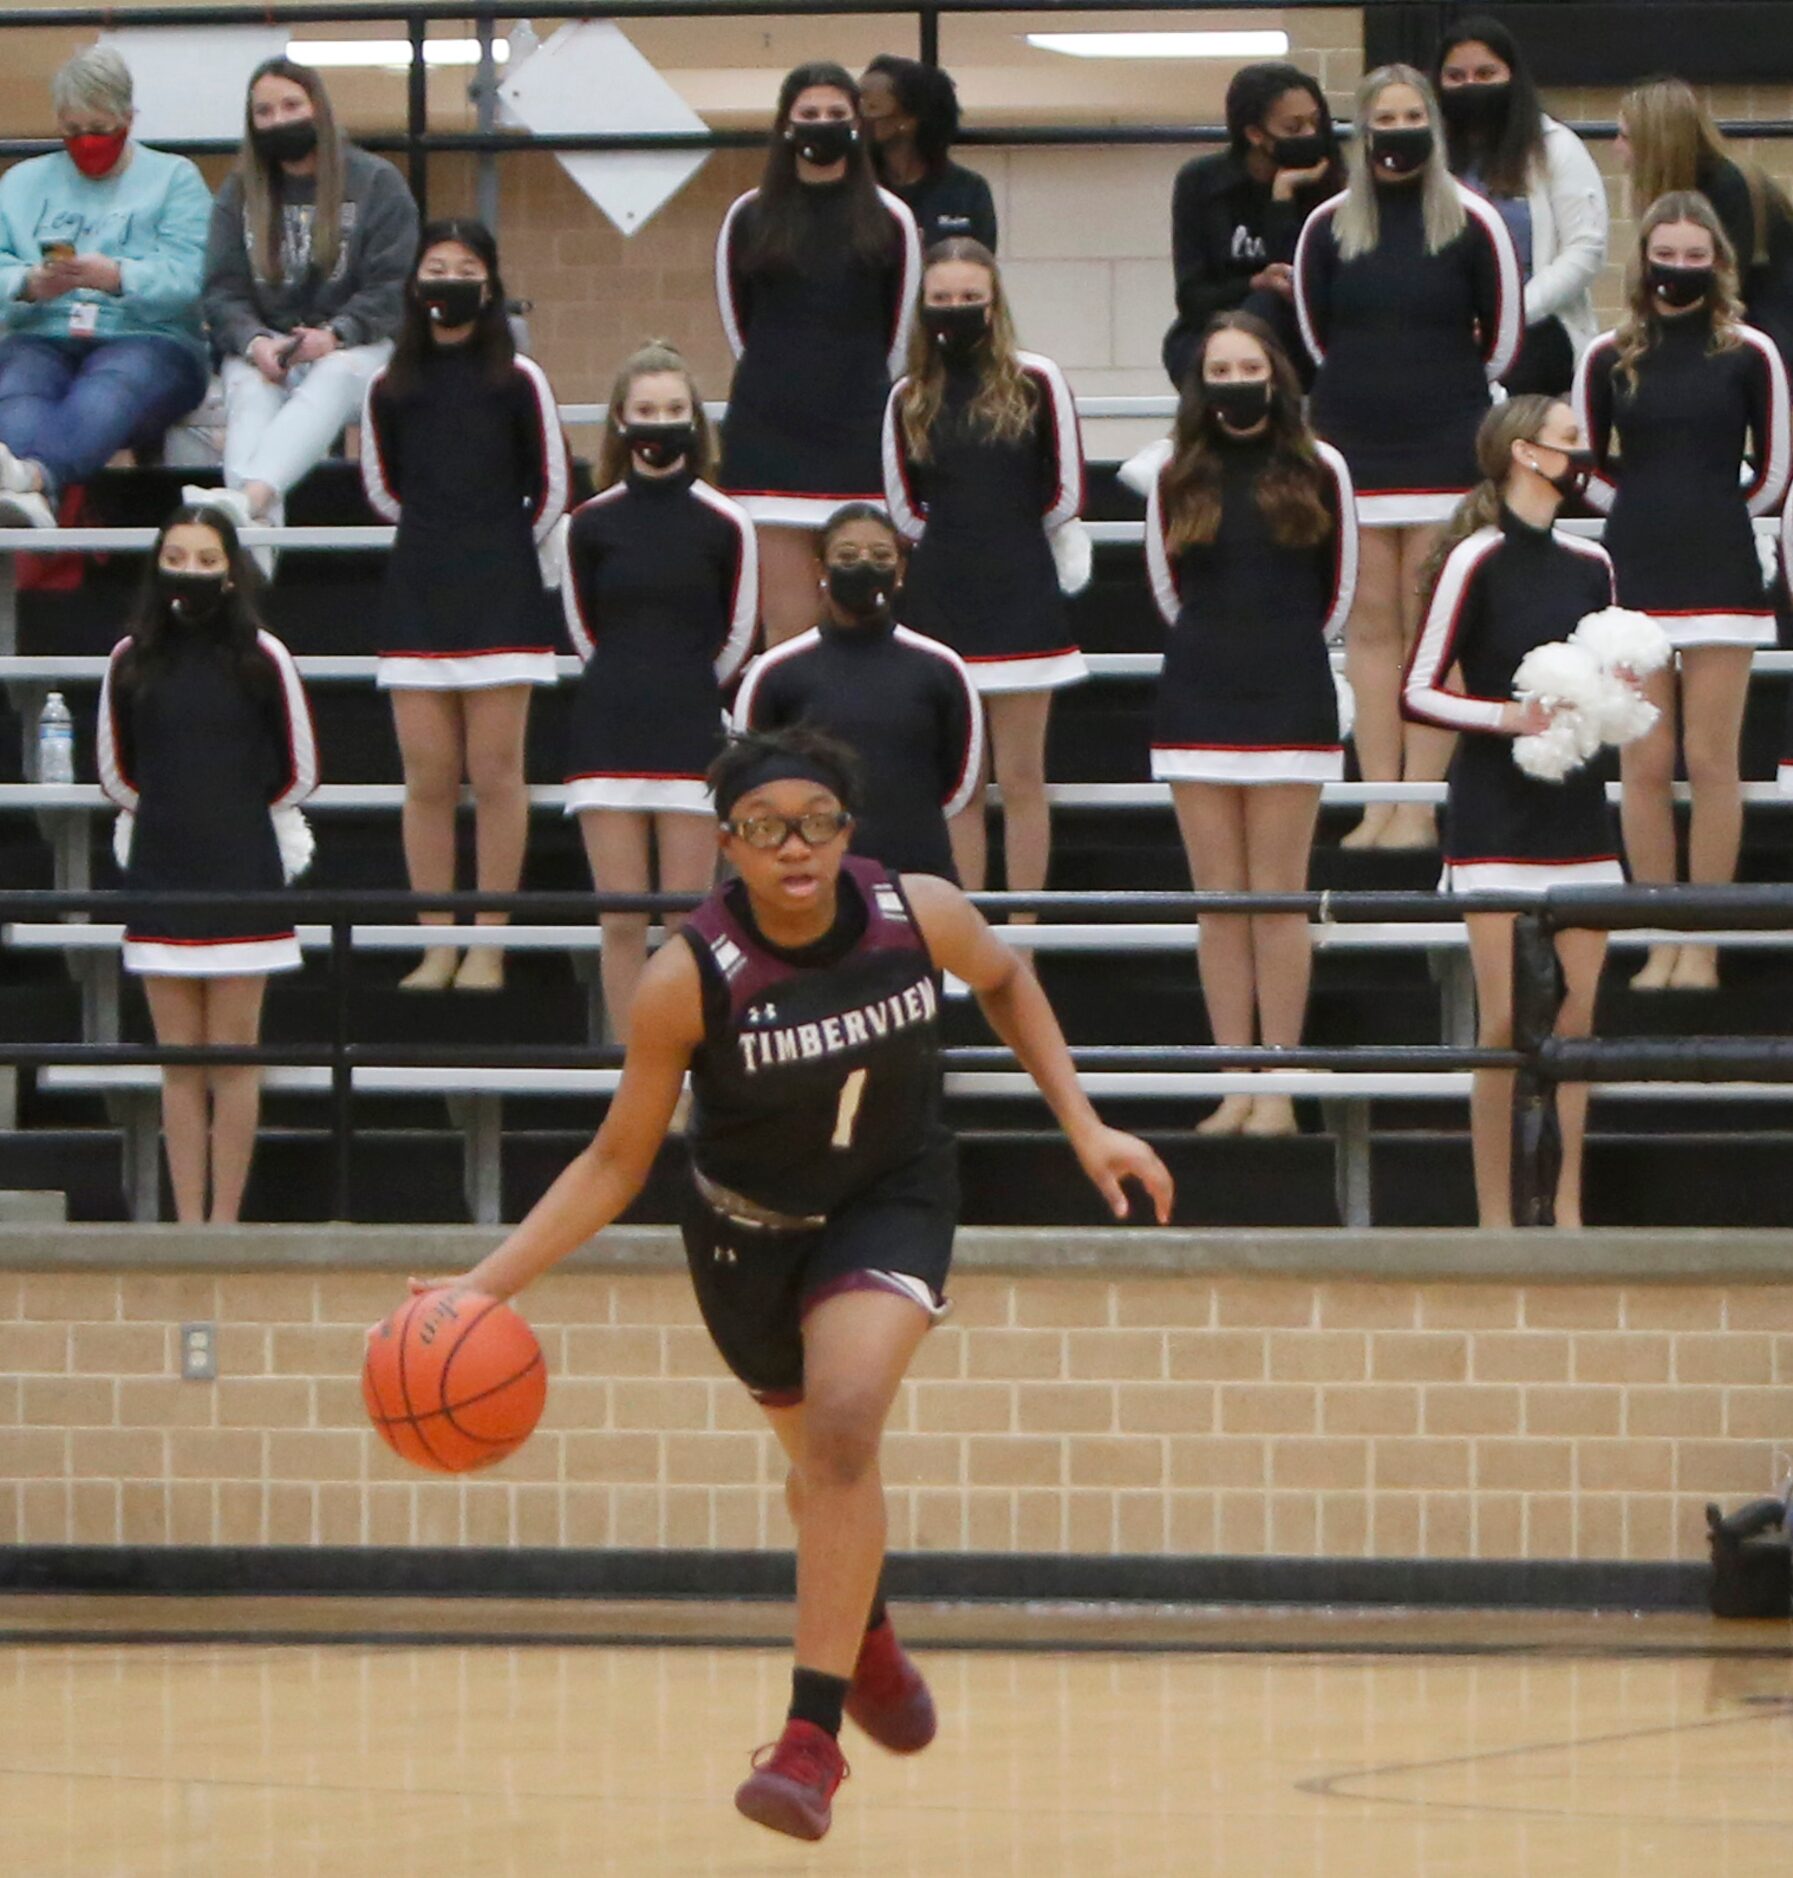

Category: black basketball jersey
[681, 855, 946, 1217]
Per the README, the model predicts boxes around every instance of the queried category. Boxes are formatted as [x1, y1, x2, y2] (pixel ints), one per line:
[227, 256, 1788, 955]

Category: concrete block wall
[7, 1262, 1791, 1565]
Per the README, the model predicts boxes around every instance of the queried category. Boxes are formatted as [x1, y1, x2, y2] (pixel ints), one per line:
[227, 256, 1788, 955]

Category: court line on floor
[1298, 1704, 1793, 1827]
[6, 1628, 1793, 1662]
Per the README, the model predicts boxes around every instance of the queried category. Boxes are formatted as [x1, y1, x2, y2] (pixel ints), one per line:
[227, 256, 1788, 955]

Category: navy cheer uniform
[734, 618, 983, 879]
[680, 855, 956, 1402]
[716, 183, 920, 525]
[1296, 180, 1520, 525]
[883, 350, 1087, 691]
[98, 629, 318, 974]
[561, 468, 757, 814]
[360, 351, 571, 687]
[1573, 315, 1789, 649]
[1146, 437, 1357, 783]
[1403, 508, 1623, 894]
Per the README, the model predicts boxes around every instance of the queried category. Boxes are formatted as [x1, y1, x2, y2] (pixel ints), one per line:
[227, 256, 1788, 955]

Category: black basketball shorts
[680, 1139, 958, 1405]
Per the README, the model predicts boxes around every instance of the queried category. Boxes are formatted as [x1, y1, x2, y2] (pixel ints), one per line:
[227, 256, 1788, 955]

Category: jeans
[0, 335, 208, 496]
[221, 341, 391, 505]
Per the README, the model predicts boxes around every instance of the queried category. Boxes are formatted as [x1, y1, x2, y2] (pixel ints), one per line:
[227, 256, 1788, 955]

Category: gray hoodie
[202, 144, 419, 356]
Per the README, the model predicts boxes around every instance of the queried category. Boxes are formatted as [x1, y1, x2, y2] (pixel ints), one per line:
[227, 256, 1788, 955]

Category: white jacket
[1518, 115, 1609, 359]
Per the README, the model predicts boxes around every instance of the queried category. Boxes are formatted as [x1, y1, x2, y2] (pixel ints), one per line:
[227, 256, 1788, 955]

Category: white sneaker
[0, 491, 57, 528]
[0, 443, 40, 495]
[182, 483, 255, 529]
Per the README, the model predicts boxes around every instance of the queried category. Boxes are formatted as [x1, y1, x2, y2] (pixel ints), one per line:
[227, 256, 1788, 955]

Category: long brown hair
[1420, 395, 1558, 605]
[238, 59, 344, 286]
[1620, 77, 1793, 269]
[596, 341, 718, 489]
[1160, 314, 1333, 553]
[898, 240, 1037, 459]
[747, 62, 895, 272]
[1613, 190, 1745, 390]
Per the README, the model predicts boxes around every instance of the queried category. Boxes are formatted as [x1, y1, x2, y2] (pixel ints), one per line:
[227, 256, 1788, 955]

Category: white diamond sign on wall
[498, 21, 710, 237]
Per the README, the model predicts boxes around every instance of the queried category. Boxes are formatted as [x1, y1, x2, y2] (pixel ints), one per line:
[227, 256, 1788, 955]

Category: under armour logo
[714, 1244, 738, 1265]
[747, 1003, 777, 1025]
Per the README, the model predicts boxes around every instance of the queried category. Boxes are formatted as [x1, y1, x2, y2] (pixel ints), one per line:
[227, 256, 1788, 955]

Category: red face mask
[65, 129, 128, 180]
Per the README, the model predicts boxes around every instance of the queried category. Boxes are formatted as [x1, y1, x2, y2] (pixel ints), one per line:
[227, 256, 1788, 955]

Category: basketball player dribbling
[428, 724, 1173, 1841]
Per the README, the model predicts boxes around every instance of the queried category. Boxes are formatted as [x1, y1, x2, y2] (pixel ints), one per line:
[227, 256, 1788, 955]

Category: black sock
[789, 1666, 849, 1737]
[864, 1595, 888, 1634]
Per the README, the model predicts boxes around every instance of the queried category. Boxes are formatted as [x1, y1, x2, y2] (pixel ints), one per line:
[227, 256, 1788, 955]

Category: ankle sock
[789, 1666, 849, 1737]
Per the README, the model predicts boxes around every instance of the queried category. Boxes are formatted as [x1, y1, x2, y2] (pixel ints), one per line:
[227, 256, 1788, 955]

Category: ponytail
[1419, 482, 1504, 610]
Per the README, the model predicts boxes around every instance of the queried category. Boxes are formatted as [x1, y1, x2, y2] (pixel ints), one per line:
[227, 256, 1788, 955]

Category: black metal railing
[6, 883, 1793, 1223]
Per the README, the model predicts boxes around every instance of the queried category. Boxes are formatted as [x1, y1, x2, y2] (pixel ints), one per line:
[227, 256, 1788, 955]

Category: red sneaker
[734, 1719, 848, 1840]
[846, 1618, 938, 1753]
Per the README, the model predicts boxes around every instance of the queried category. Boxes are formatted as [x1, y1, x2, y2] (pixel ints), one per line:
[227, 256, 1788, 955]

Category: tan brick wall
[6, 1266, 1791, 1563]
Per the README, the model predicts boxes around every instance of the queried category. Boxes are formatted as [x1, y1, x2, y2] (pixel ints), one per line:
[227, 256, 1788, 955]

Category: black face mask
[925, 303, 990, 361]
[826, 561, 896, 618]
[1269, 131, 1328, 172]
[418, 279, 486, 328]
[158, 569, 229, 623]
[1438, 83, 1511, 134]
[1646, 262, 1714, 310]
[624, 421, 695, 470]
[1369, 126, 1434, 177]
[251, 118, 318, 167]
[1529, 444, 1595, 501]
[788, 120, 858, 168]
[1205, 379, 1273, 433]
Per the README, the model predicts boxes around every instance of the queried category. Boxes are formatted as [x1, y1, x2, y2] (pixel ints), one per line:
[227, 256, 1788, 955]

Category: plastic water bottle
[37, 691, 74, 784]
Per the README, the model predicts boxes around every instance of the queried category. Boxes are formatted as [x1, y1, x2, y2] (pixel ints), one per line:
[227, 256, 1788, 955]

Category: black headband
[715, 752, 849, 821]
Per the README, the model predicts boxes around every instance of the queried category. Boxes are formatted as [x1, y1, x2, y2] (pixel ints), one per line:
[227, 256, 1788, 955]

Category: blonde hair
[1333, 64, 1466, 261]
[51, 45, 133, 123]
[1619, 77, 1792, 270]
[1421, 395, 1561, 603]
[898, 239, 1038, 460]
[596, 341, 717, 489]
[1613, 190, 1745, 389]
[239, 61, 344, 286]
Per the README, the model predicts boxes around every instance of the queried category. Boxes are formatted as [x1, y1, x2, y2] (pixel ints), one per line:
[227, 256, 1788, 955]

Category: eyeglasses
[827, 548, 900, 569]
[723, 809, 854, 850]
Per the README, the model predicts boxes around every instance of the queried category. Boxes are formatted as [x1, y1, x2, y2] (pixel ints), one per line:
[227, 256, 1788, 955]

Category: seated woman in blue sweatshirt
[0, 45, 212, 527]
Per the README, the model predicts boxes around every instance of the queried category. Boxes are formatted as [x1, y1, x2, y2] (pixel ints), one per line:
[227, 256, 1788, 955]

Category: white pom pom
[1118, 437, 1173, 498]
[1047, 517, 1093, 595]
[1332, 665, 1356, 741]
[1758, 526, 1782, 592]
[537, 513, 569, 590]
[1512, 639, 1606, 711]
[1585, 669, 1659, 747]
[1514, 716, 1589, 782]
[1569, 606, 1672, 677]
[112, 810, 133, 872]
[272, 805, 314, 882]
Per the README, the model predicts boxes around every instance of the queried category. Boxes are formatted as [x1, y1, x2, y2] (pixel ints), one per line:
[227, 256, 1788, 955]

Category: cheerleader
[1404, 396, 1621, 1227]
[360, 219, 571, 992]
[1574, 192, 1790, 990]
[1296, 65, 1520, 849]
[717, 62, 920, 645]
[734, 505, 982, 881]
[97, 503, 318, 1224]
[883, 238, 1083, 903]
[1145, 314, 1357, 1137]
[562, 342, 755, 1040]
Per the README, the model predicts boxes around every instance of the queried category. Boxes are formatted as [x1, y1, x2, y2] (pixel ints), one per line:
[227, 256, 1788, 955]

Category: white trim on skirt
[727, 492, 879, 528]
[964, 648, 1089, 693]
[1354, 490, 1468, 527]
[1441, 857, 1626, 897]
[377, 651, 559, 690]
[1649, 610, 1777, 650]
[1151, 744, 1344, 785]
[125, 934, 303, 976]
[565, 775, 713, 814]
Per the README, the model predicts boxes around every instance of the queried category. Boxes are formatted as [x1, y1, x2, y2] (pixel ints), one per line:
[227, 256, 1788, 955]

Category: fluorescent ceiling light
[288, 38, 510, 70]
[1026, 30, 1290, 59]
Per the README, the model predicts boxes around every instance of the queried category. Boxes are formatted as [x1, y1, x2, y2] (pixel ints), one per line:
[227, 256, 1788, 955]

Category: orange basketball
[363, 1288, 547, 1473]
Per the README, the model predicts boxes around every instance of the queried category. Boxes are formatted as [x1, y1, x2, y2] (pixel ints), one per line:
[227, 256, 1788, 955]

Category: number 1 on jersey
[832, 1066, 869, 1149]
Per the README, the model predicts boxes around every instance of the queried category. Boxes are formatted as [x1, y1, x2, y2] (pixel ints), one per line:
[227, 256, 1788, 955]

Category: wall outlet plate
[180, 1322, 217, 1382]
